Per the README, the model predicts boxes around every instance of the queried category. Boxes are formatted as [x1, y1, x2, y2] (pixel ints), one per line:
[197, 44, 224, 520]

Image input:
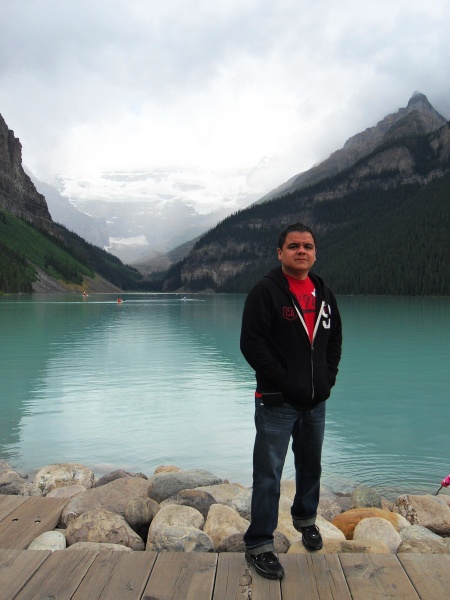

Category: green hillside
[0, 209, 143, 293]
[309, 176, 449, 296]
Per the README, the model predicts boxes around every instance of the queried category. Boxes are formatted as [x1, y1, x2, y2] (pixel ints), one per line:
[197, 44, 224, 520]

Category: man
[240, 222, 342, 580]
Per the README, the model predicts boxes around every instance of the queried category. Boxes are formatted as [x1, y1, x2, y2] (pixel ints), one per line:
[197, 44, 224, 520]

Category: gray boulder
[66, 542, 132, 552]
[93, 469, 148, 487]
[61, 476, 149, 526]
[353, 517, 402, 553]
[125, 497, 160, 537]
[398, 539, 450, 554]
[394, 494, 450, 536]
[352, 484, 382, 509]
[147, 504, 214, 552]
[34, 463, 95, 496]
[203, 504, 249, 550]
[318, 497, 344, 521]
[230, 489, 252, 520]
[147, 469, 223, 503]
[400, 524, 443, 542]
[153, 465, 183, 474]
[65, 508, 145, 550]
[46, 485, 87, 499]
[160, 489, 217, 518]
[28, 531, 66, 551]
[195, 483, 246, 505]
[0, 460, 40, 496]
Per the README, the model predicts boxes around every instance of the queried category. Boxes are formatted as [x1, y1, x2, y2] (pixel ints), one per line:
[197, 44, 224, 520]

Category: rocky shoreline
[1, 460, 449, 555]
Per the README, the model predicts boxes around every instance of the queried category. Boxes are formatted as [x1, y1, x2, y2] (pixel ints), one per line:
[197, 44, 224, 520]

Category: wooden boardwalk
[0, 495, 449, 600]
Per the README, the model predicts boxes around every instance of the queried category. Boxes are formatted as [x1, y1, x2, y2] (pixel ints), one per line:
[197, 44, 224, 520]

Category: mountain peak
[405, 91, 444, 120]
[394, 91, 447, 136]
[258, 93, 447, 203]
[407, 91, 432, 110]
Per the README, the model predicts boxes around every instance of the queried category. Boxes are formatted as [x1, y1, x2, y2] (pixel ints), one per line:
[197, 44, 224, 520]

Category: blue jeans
[244, 398, 326, 554]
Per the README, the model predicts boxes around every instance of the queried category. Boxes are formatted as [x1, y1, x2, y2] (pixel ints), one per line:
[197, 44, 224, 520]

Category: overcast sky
[1, 0, 449, 199]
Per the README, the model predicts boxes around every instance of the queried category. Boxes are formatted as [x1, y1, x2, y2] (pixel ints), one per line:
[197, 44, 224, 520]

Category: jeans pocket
[259, 391, 285, 406]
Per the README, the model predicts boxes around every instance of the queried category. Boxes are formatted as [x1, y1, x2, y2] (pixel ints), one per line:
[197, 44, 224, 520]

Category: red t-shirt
[285, 274, 316, 341]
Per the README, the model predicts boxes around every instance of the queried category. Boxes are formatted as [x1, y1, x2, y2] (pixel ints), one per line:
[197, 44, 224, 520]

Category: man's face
[277, 231, 316, 279]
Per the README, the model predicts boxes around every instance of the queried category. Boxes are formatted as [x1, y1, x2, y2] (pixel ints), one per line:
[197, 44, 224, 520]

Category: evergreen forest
[162, 170, 450, 296]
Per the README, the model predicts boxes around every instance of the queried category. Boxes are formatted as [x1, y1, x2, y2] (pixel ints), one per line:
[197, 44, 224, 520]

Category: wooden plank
[279, 553, 351, 600]
[248, 571, 281, 600]
[398, 554, 450, 600]
[241, 554, 281, 600]
[0, 495, 28, 521]
[14, 549, 98, 600]
[213, 553, 253, 599]
[142, 552, 217, 600]
[71, 550, 157, 600]
[339, 553, 420, 600]
[0, 549, 51, 600]
[0, 496, 67, 549]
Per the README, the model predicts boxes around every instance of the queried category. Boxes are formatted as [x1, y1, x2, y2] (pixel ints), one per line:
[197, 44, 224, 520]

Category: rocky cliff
[0, 113, 141, 294]
[0, 114, 54, 229]
[259, 92, 447, 203]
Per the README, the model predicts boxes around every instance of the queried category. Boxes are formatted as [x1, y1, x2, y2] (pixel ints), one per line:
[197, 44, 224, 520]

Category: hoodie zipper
[292, 299, 325, 401]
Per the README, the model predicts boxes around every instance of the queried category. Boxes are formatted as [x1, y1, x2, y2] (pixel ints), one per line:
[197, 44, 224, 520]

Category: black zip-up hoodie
[240, 267, 342, 409]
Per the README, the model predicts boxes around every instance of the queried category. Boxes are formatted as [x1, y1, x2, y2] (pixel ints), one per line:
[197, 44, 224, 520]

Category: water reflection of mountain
[170, 294, 246, 363]
[0, 296, 128, 464]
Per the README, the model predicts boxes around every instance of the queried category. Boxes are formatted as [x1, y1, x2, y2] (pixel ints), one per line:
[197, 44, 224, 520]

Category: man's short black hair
[277, 222, 317, 249]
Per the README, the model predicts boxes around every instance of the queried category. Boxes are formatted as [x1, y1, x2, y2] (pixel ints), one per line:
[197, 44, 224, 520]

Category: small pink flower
[436, 474, 450, 495]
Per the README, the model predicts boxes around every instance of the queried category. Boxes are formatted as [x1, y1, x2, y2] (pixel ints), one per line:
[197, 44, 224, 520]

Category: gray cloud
[0, 0, 449, 192]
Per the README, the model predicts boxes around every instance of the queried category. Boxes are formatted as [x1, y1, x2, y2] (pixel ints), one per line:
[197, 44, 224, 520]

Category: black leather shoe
[300, 524, 323, 551]
[245, 551, 284, 579]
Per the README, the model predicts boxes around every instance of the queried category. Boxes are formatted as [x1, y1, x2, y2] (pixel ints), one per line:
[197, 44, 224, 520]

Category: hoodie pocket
[257, 391, 285, 406]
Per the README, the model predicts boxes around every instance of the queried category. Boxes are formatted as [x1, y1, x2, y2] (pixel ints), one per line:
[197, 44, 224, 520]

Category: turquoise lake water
[1, 293, 449, 499]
